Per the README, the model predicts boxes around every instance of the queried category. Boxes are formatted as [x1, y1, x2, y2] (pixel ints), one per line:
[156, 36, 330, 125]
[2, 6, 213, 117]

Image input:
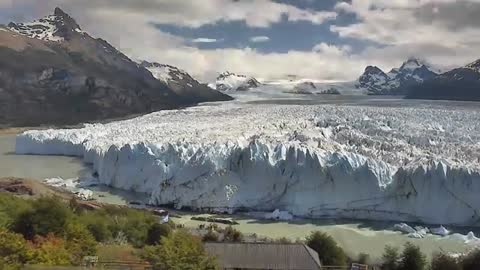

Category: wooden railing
[88, 260, 152, 270]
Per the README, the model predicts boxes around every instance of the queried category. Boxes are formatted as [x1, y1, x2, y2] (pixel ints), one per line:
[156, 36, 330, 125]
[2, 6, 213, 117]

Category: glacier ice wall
[16, 103, 480, 225]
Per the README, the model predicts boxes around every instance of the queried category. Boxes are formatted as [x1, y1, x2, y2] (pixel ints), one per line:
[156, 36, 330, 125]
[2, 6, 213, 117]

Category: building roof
[204, 242, 322, 270]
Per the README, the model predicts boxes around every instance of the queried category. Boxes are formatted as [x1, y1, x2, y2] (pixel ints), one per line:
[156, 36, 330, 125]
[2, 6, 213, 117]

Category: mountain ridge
[0, 8, 231, 127]
[406, 58, 480, 101]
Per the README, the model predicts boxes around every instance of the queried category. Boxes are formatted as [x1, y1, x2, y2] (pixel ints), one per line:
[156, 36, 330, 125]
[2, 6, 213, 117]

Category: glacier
[16, 101, 480, 226]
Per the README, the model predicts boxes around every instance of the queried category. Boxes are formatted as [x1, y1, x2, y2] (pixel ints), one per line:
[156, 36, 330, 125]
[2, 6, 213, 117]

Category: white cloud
[250, 36, 270, 43]
[331, 0, 480, 70]
[192, 38, 220, 43]
[9, 0, 336, 28]
[2, 0, 480, 82]
[312, 43, 351, 56]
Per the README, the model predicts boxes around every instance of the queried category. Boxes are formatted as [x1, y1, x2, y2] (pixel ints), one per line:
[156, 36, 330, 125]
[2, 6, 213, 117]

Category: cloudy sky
[1, 0, 480, 81]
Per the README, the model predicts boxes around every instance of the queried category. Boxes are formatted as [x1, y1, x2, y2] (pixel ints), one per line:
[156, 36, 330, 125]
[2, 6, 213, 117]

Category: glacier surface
[16, 101, 480, 226]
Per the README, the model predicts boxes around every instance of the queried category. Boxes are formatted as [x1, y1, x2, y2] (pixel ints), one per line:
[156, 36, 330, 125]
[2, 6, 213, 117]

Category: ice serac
[15, 103, 480, 226]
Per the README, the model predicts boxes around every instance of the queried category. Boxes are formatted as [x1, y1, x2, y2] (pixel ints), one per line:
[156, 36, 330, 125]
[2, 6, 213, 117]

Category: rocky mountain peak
[465, 59, 480, 73]
[52, 7, 81, 34]
[54, 7, 68, 17]
[399, 58, 424, 70]
[8, 7, 82, 42]
[364, 66, 386, 74]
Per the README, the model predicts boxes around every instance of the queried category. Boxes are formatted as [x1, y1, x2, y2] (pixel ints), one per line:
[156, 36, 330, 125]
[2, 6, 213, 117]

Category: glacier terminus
[15, 100, 480, 226]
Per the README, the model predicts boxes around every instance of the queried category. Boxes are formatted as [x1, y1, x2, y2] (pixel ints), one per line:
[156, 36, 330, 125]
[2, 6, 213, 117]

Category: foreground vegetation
[0, 193, 216, 269]
[1, 192, 479, 270]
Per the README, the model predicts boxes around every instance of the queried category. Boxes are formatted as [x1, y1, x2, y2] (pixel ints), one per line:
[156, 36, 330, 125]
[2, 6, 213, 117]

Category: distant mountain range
[406, 59, 480, 101]
[354, 57, 480, 101]
[0, 8, 230, 126]
[356, 58, 438, 95]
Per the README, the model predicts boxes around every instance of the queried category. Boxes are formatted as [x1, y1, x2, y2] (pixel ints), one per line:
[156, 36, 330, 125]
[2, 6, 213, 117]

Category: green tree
[142, 230, 218, 270]
[381, 245, 399, 270]
[12, 197, 72, 239]
[146, 223, 172, 245]
[398, 242, 426, 270]
[461, 249, 480, 270]
[0, 230, 30, 270]
[430, 252, 460, 270]
[101, 206, 157, 247]
[65, 222, 97, 265]
[305, 231, 347, 266]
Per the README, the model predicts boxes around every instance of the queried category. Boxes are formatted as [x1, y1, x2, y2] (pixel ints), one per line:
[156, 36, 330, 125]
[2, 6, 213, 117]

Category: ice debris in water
[430, 225, 450, 236]
[265, 209, 293, 221]
[44, 177, 95, 200]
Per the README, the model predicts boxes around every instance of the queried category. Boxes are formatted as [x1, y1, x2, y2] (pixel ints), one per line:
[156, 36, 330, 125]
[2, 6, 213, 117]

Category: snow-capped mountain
[290, 81, 316, 94]
[0, 8, 230, 126]
[465, 59, 480, 73]
[211, 71, 260, 92]
[407, 58, 480, 101]
[140, 61, 231, 102]
[8, 7, 82, 42]
[356, 58, 438, 95]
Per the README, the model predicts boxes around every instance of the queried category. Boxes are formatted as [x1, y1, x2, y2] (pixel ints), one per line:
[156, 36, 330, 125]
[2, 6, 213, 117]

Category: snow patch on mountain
[212, 72, 261, 92]
[16, 102, 480, 226]
[8, 14, 65, 42]
[141, 62, 185, 83]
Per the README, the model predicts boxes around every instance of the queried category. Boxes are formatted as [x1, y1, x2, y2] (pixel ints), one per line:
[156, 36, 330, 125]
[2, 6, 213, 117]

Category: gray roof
[204, 242, 322, 270]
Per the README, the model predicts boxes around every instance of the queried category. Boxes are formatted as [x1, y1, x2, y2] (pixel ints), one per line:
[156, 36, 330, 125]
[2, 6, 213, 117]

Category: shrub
[202, 230, 219, 242]
[398, 242, 426, 270]
[0, 193, 31, 229]
[357, 252, 371, 265]
[430, 252, 461, 270]
[381, 245, 399, 270]
[146, 223, 172, 245]
[12, 197, 72, 239]
[305, 231, 347, 266]
[0, 230, 30, 269]
[223, 226, 243, 242]
[461, 249, 480, 270]
[274, 237, 293, 244]
[142, 230, 218, 270]
[29, 234, 71, 266]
